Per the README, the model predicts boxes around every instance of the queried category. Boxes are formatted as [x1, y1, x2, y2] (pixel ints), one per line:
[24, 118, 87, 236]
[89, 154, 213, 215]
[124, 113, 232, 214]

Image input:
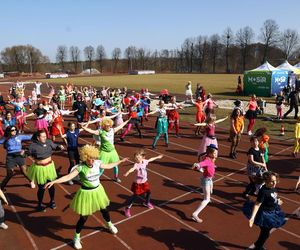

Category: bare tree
[84, 46, 95, 74]
[279, 29, 299, 60]
[1, 45, 48, 72]
[56, 45, 68, 70]
[236, 26, 255, 71]
[124, 46, 136, 71]
[96, 45, 106, 73]
[209, 34, 221, 73]
[195, 36, 208, 73]
[259, 19, 279, 63]
[222, 27, 234, 73]
[112, 48, 121, 73]
[69, 46, 80, 73]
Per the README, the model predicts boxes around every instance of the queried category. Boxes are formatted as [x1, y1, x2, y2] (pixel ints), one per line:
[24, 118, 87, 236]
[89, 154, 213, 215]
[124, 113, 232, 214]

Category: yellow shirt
[232, 116, 244, 133]
[295, 123, 300, 138]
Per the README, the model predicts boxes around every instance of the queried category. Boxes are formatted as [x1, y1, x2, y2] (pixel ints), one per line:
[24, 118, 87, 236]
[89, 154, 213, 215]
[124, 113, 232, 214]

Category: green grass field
[39, 73, 241, 99]
[37, 73, 296, 139]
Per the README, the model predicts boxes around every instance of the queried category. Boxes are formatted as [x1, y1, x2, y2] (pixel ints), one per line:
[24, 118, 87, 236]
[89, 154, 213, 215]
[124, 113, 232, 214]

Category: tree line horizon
[1, 19, 299, 75]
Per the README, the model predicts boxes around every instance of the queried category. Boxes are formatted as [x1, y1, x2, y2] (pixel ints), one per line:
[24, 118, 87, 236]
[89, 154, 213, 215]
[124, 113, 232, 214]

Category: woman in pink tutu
[195, 114, 228, 161]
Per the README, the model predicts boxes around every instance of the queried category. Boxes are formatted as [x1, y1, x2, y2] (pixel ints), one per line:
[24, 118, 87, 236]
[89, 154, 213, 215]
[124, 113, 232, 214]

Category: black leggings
[67, 148, 80, 173]
[126, 191, 151, 207]
[243, 177, 256, 195]
[75, 209, 111, 234]
[255, 227, 272, 249]
[1, 166, 31, 189]
[37, 182, 55, 207]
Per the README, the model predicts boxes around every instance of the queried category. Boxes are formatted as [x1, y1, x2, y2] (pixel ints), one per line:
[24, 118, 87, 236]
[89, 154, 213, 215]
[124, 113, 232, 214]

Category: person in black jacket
[72, 95, 87, 123]
[283, 88, 299, 119]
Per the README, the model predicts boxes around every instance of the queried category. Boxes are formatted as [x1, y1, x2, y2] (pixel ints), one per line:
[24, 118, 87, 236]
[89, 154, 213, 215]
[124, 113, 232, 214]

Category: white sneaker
[73, 237, 82, 249]
[0, 222, 8, 230]
[247, 131, 252, 136]
[107, 222, 118, 234]
[68, 180, 74, 185]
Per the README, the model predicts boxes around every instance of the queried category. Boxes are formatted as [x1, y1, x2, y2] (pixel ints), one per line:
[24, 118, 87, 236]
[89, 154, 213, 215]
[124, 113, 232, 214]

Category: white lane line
[6, 196, 39, 250]
[51, 182, 131, 250]
[100, 173, 230, 250]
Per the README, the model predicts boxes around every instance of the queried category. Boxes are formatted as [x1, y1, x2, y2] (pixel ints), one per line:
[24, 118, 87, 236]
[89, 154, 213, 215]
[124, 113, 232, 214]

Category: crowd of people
[0, 80, 298, 250]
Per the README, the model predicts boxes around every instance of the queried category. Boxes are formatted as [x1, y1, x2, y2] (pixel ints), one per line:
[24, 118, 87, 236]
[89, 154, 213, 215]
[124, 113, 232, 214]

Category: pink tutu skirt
[35, 118, 48, 130]
[197, 135, 218, 156]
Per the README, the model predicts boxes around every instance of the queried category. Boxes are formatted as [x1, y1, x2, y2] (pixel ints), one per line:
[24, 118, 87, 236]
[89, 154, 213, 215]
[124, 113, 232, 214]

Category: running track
[0, 83, 299, 250]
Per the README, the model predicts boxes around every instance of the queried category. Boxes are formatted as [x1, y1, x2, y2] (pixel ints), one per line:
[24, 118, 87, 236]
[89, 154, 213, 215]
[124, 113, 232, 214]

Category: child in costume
[229, 108, 244, 159]
[191, 96, 206, 135]
[194, 115, 228, 161]
[45, 145, 128, 250]
[124, 149, 163, 217]
[191, 144, 218, 223]
[242, 136, 268, 199]
[243, 171, 285, 249]
[60, 122, 83, 185]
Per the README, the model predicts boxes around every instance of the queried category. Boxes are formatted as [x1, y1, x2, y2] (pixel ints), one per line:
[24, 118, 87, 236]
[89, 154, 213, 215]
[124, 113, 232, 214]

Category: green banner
[243, 71, 272, 97]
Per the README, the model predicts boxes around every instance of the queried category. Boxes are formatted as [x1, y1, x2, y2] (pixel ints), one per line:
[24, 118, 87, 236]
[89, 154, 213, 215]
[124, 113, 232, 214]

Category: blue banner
[271, 70, 289, 95]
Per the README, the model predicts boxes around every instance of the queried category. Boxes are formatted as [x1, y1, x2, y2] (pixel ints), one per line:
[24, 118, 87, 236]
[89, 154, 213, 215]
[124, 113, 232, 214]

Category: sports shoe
[68, 180, 74, 185]
[175, 134, 181, 138]
[37, 205, 46, 212]
[0, 222, 8, 230]
[191, 214, 203, 223]
[106, 222, 118, 234]
[247, 131, 252, 136]
[124, 207, 131, 217]
[49, 201, 57, 210]
[73, 237, 82, 249]
[120, 137, 124, 142]
[151, 145, 156, 150]
[114, 178, 121, 183]
[143, 202, 154, 209]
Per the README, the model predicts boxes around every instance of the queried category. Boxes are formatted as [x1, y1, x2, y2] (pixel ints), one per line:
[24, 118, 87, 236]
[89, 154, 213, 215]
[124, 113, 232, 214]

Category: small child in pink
[124, 149, 163, 217]
[191, 144, 218, 223]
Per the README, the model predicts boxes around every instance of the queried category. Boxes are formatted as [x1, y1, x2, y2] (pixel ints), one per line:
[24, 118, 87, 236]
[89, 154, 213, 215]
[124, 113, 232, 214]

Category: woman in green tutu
[45, 145, 128, 250]
[81, 117, 130, 183]
[27, 129, 64, 212]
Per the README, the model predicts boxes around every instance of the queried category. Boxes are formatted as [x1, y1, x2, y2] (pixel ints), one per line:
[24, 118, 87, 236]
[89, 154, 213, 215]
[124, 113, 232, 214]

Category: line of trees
[1, 19, 299, 74]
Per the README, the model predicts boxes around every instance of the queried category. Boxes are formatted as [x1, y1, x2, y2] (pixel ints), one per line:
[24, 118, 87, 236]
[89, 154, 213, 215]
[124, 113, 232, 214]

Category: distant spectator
[283, 88, 299, 119]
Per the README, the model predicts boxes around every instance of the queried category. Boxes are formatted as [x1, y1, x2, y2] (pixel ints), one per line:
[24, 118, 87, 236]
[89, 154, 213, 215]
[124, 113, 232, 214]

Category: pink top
[206, 123, 215, 137]
[133, 160, 149, 184]
[207, 99, 214, 109]
[195, 157, 216, 178]
[248, 100, 257, 111]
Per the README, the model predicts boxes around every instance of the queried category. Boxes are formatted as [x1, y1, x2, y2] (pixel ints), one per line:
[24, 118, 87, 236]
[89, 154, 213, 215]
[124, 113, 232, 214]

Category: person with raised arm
[45, 145, 128, 250]
[81, 117, 130, 183]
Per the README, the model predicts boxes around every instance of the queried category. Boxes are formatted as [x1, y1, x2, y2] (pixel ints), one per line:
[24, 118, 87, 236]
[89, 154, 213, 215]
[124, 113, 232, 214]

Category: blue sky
[1, 0, 299, 61]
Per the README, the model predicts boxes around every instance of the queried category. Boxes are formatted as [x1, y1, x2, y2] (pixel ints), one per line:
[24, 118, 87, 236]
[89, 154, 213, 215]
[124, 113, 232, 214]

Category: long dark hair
[3, 126, 18, 149]
[4, 126, 18, 138]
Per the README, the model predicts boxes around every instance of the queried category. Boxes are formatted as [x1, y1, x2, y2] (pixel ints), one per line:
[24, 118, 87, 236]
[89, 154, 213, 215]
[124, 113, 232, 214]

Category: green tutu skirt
[99, 149, 119, 164]
[27, 161, 57, 185]
[70, 185, 110, 216]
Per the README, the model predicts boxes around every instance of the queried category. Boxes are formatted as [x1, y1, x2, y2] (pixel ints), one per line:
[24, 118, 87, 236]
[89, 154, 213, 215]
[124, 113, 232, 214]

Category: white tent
[251, 61, 279, 71]
[80, 68, 100, 75]
[277, 61, 300, 74]
[294, 63, 300, 68]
